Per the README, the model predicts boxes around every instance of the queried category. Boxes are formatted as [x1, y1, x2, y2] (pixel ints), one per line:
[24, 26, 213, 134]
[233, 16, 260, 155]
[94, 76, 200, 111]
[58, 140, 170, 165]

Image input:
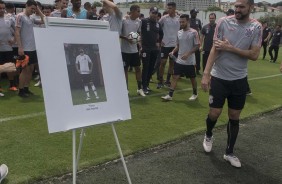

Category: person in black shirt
[261, 22, 272, 60]
[200, 13, 216, 71]
[190, 8, 202, 75]
[140, 7, 161, 94]
[269, 25, 281, 63]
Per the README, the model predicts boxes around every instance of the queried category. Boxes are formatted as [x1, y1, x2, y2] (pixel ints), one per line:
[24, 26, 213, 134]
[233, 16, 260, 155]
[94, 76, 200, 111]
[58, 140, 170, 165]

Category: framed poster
[34, 27, 131, 133]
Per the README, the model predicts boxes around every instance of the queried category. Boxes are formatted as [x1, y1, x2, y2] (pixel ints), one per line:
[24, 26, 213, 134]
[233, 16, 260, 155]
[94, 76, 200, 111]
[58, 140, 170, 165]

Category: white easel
[44, 17, 132, 184]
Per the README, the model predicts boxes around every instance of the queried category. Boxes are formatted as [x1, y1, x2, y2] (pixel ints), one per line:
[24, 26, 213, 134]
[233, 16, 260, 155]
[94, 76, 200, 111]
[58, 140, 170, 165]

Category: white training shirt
[0, 17, 14, 51]
[159, 14, 180, 47]
[176, 28, 200, 65]
[120, 17, 141, 53]
[76, 54, 92, 74]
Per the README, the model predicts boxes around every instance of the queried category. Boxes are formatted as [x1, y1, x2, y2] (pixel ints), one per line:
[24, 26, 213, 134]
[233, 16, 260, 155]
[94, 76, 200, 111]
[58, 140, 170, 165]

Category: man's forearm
[226, 45, 260, 61]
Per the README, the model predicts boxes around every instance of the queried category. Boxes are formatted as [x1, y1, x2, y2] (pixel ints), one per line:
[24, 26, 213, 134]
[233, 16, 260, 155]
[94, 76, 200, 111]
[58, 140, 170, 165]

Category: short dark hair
[44, 5, 52, 10]
[247, 0, 254, 5]
[157, 12, 161, 18]
[99, 9, 105, 14]
[180, 14, 189, 21]
[130, 4, 140, 12]
[163, 10, 168, 16]
[0, 0, 4, 5]
[167, 2, 176, 7]
[26, 0, 37, 7]
[209, 13, 216, 19]
[5, 3, 15, 9]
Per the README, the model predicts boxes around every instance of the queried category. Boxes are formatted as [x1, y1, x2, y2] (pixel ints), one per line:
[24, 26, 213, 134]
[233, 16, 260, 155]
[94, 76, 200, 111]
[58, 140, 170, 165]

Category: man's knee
[209, 108, 222, 121]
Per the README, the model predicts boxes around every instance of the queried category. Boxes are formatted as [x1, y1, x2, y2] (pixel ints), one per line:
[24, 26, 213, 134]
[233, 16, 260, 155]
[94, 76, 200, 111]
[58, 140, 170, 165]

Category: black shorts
[209, 76, 248, 110]
[80, 74, 92, 84]
[122, 52, 141, 68]
[173, 63, 196, 78]
[0, 51, 14, 65]
[161, 47, 175, 59]
[24, 51, 38, 65]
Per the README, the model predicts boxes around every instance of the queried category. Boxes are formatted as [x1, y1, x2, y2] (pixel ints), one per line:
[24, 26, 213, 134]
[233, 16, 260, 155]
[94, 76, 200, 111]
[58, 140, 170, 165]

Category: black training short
[209, 76, 248, 110]
[173, 63, 196, 78]
[122, 52, 141, 68]
[0, 51, 14, 64]
[80, 74, 92, 84]
[161, 47, 175, 59]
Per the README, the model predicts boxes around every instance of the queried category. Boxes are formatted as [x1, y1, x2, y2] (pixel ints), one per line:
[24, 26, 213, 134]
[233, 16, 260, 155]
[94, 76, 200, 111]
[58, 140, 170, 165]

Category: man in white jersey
[75, 49, 99, 100]
[15, 0, 45, 97]
[101, 0, 122, 35]
[161, 14, 199, 101]
[120, 5, 145, 96]
[201, 0, 262, 168]
[157, 2, 179, 89]
[0, 0, 18, 96]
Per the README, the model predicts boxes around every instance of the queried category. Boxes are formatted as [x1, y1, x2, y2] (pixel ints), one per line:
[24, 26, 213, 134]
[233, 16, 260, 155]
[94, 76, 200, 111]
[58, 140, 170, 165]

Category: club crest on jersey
[245, 28, 254, 37]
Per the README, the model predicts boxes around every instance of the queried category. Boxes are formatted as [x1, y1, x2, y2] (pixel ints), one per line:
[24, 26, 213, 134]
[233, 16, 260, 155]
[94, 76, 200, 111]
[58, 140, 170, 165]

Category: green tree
[93, 1, 102, 7]
[205, 6, 222, 12]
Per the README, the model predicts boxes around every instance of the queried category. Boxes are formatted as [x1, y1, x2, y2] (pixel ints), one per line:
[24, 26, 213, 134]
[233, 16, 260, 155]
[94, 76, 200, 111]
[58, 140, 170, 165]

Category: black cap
[226, 9, 235, 15]
[149, 7, 158, 13]
[190, 8, 199, 14]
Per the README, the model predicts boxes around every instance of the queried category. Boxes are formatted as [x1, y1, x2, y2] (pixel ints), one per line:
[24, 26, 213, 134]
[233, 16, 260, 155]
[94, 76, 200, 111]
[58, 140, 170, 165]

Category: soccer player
[200, 13, 216, 71]
[75, 49, 99, 100]
[268, 25, 281, 63]
[100, 0, 122, 34]
[189, 8, 202, 75]
[261, 22, 271, 60]
[201, 0, 262, 168]
[120, 5, 145, 96]
[50, 0, 68, 17]
[157, 2, 179, 89]
[140, 7, 161, 94]
[161, 14, 200, 101]
[15, 0, 45, 97]
[0, 0, 18, 95]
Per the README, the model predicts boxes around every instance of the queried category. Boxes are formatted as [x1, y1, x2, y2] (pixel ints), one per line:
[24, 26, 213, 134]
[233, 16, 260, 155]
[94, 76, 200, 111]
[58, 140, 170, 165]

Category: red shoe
[9, 86, 18, 91]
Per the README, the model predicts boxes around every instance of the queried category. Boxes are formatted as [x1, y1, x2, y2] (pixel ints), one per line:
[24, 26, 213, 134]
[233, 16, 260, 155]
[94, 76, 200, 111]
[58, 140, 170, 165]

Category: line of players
[0, 0, 281, 100]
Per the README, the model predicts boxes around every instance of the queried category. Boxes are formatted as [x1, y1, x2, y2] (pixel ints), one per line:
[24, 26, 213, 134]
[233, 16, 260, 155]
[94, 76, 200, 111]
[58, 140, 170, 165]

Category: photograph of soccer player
[64, 44, 107, 105]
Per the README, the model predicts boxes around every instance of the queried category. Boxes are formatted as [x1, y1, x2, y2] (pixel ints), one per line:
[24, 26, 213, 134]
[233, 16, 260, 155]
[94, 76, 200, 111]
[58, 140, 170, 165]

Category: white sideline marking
[1, 74, 282, 123]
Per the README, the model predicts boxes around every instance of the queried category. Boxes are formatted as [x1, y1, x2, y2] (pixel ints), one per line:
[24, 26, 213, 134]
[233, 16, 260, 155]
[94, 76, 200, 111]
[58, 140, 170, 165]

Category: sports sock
[137, 81, 142, 90]
[226, 119, 239, 155]
[193, 88, 197, 95]
[166, 73, 171, 83]
[168, 88, 174, 97]
[206, 115, 217, 137]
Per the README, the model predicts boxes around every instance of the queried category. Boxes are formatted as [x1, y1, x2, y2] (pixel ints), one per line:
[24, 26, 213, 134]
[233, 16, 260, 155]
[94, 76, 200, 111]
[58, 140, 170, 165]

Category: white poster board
[34, 27, 131, 133]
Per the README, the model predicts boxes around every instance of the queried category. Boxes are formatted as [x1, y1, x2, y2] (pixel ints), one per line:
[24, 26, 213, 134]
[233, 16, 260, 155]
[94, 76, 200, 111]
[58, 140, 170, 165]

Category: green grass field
[0, 49, 281, 184]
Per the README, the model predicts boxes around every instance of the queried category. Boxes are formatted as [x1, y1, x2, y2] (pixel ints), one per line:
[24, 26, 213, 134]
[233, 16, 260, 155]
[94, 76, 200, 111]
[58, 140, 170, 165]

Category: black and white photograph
[64, 43, 107, 105]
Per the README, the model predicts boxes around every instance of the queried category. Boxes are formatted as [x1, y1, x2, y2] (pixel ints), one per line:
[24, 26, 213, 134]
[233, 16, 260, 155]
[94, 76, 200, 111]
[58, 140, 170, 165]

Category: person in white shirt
[75, 49, 99, 100]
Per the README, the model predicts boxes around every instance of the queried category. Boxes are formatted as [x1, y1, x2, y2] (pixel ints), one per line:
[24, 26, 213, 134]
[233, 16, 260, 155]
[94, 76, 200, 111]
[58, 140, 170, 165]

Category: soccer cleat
[0, 92, 4, 97]
[143, 89, 149, 95]
[18, 92, 29, 98]
[24, 89, 34, 95]
[164, 81, 171, 87]
[246, 91, 252, 96]
[86, 97, 91, 100]
[156, 83, 163, 89]
[9, 86, 18, 91]
[0, 164, 8, 183]
[224, 154, 242, 168]
[189, 94, 198, 101]
[137, 89, 146, 97]
[161, 94, 172, 101]
[95, 96, 99, 99]
[203, 135, 213, 152]
[34, 80, 41, 87]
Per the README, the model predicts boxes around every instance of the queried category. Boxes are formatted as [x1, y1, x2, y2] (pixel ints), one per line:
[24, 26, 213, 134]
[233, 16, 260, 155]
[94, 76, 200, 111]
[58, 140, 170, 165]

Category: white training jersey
[176, 28, 200, 65]
[120, 17, 141, 53]
[76, 54, 92, 74]
[0, 17, 14, 51]
[211, 16, 262, 80]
